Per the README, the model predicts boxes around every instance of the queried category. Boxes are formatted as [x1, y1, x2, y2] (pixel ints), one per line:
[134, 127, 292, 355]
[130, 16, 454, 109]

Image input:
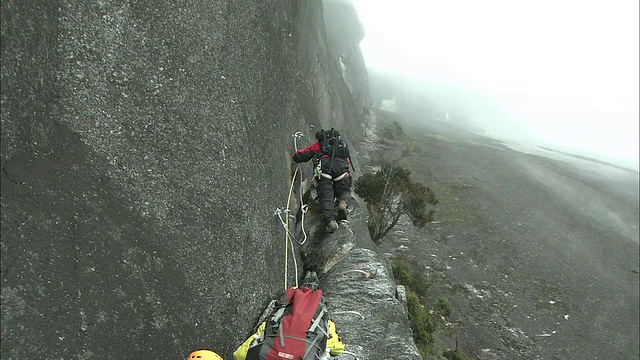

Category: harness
[314, 154, 349, 182]
[319, 172, 349, 181]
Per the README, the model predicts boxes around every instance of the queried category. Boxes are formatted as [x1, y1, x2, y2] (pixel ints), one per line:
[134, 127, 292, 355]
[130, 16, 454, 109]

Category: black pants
[316, 175, 351, 223]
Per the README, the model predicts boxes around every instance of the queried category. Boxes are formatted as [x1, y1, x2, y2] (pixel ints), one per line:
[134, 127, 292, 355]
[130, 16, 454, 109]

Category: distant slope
[371, 110, 639, 359]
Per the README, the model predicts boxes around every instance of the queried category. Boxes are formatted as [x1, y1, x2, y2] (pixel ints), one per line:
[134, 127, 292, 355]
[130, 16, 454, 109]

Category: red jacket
[292, 142, 352, 168]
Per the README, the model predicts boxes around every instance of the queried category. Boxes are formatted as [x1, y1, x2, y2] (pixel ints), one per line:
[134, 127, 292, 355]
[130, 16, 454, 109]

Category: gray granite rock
[1, 0, 416, 358]
[297, 192, 421, 359]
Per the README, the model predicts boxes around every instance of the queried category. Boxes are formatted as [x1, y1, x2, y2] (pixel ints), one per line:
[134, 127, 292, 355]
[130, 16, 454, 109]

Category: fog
[352, 0, 639, 171]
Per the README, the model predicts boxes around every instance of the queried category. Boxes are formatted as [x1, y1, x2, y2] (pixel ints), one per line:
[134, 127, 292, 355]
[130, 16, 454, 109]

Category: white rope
[341, 350, 359, 359]
[275, 131, 313, 288]
[275, 132, 312, 289]
[276, 170, 310, 246]
[300, 203, 308, 244]
[293, 131, 304, 150]
[291, 131, 309, 245]
[339, 269, 370, 278]
[332, 310, 365, 320]
[289, 234, 299, 287]
[274, 208, 301, 244]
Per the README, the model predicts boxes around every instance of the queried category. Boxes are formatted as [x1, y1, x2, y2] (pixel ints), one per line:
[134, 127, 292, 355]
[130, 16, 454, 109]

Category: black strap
[328, 128, 336, 171]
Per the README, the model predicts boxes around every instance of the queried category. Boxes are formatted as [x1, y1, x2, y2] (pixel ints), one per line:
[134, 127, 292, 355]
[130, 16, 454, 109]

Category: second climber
[292, 128, 352, 232]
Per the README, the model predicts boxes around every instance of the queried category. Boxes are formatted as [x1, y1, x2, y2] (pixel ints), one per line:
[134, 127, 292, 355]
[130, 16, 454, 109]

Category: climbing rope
[274, 208, 299, 243]
[341, 350, 359, 359]
[292, 132, 310, 245]
[270, 131, 365, 359]
[283, 166, 299, 290]
[276, 131, 313, 290]
[332, 310, 365, 320]
[289, 230, 298, 288]
[292, 131, 304, 150]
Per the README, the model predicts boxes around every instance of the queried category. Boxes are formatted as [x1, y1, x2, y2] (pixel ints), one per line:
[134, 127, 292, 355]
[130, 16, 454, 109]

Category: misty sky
[352, 0, 639, 170]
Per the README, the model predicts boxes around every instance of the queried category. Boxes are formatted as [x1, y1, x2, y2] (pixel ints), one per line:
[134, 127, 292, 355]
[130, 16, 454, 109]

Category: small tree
[354, 165, 438, 243]
[381, 120, 404, 139]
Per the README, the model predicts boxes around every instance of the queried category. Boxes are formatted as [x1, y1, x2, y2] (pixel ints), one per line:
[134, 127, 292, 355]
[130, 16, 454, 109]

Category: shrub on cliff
[393, 257, 436, 357]
[382, 120, 405, 139]
[438, 296, 453, 317]
[392, 256, 432, 300]
[407, 289, 436, 356]
[354, 164, 438, 243]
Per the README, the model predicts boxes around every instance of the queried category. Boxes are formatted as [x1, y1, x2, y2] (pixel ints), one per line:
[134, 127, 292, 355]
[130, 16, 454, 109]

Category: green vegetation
[392, 258, 413, 284]
[392, 257, 432, 299]
[373, 117, 472, 359]
[407, 290, 436, 357]
[392, 257, 436, 357]
[380, 121, 419, 158]
[437, 296, 452, 317]
[354, 165, 438, 244]
[401, 138, 421, 158]
[443, 347, 471, 360]
[381, 120, 405, 139]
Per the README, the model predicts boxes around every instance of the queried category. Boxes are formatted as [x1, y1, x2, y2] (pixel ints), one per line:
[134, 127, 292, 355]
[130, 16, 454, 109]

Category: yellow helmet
[188, 349, 223, 360]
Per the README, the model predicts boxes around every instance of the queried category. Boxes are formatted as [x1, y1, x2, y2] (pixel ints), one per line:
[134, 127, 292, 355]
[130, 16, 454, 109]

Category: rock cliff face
[1, 0, 416, 358]
[322, 0, 371, 129]
[297, 197, 421, 359]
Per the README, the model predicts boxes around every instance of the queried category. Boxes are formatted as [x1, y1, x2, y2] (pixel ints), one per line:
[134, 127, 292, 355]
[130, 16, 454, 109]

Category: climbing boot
[327, 220, 338, 232]
[336, 200, 348, 221]
[302, 271, 319, 290]
[302, 271, 314, 286]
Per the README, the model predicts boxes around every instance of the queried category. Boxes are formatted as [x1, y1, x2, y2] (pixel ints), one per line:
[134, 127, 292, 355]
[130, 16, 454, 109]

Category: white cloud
[353, 0, 639, 170]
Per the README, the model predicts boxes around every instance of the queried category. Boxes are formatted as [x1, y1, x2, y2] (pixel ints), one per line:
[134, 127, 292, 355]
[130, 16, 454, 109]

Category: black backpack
[246, 288, 331, 360]
[315, 128, 350, 159]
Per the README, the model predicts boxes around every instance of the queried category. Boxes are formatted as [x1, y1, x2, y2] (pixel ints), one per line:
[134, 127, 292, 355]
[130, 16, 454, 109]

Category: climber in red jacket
[293, 128, 352, 232]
